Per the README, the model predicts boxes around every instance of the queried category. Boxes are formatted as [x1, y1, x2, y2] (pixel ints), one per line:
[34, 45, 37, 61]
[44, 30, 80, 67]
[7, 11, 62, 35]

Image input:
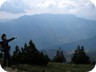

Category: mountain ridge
[0, 14, 96, 51]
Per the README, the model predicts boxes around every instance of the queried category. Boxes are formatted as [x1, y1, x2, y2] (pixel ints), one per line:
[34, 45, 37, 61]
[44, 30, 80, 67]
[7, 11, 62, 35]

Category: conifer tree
[53, 48, 66, 63]
[71, 45, 90, 64]
[12, 45, 21, 64]
[12, 40, 50, 65]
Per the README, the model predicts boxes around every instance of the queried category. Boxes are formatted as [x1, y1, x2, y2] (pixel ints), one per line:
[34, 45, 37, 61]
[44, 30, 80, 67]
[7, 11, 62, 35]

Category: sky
[0, 0, 96, 20]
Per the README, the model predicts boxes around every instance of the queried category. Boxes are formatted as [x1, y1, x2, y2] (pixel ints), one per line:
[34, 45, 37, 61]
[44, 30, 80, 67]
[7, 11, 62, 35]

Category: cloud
[90, 0, 96, 6]
[0, 11, 25, 19]
[36, 1, 56, 8]
[25, 0, 96, 16]
[0, 0, 6, 7]
[74, 0, 96, 20]
[0, 0, 29, 13]
[0, 0, 95, 14]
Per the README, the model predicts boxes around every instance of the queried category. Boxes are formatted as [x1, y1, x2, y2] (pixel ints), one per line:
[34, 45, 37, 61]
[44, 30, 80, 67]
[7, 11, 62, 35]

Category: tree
[12, 40, 50, 65]
[53, 48, 66, 63]
[27, 40, 49, 65]
[71, 45, 90, 64]
[12, 45, 21, 64]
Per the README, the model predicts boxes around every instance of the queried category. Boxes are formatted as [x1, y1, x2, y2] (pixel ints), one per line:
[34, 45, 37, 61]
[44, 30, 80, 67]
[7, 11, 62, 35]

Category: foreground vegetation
[1, 40, 95, 72]
[15, 62, 95, 72]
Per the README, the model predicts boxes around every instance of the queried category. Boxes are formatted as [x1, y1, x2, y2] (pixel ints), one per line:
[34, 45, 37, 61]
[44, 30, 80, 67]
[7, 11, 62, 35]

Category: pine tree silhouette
[53, 48, 66, 63]
[71, 45, 90, 64]
[12, 40, 50, 65]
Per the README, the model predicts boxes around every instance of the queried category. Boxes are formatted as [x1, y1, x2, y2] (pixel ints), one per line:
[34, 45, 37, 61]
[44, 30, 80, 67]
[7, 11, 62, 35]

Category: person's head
[1, 34, 7, 40]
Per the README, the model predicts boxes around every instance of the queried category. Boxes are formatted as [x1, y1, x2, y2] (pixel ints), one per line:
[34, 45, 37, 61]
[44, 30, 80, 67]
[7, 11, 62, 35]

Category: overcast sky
[0, 0, 96, 20]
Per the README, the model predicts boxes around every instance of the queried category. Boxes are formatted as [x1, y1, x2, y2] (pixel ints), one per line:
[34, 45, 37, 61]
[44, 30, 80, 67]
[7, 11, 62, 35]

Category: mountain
[51, 36, 96, 51]
[45, 36, 96, 61]
[0, 14, 96, 52]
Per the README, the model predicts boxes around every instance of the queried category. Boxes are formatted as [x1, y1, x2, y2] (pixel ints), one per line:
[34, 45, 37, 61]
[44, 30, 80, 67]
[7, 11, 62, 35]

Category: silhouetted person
[0, 34, 17, 67]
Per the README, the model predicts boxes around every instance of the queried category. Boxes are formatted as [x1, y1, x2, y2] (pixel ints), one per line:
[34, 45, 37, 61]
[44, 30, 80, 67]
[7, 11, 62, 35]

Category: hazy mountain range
[0, 14, 96, 60]
[45, 36, 96, 61]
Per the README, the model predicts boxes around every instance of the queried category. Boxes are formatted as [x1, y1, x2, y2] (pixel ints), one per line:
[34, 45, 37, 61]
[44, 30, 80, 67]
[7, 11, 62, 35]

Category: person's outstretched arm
[7, 37, 17, 42]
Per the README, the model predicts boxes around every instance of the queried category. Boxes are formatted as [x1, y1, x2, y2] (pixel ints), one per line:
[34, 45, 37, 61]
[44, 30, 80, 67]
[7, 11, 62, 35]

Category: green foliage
[52, 48, 66, 63]
[12, 40, 50, 66]
[71, 45, 90, 64]
[12, 46, 21, 64]
[16, 62, 94, 72]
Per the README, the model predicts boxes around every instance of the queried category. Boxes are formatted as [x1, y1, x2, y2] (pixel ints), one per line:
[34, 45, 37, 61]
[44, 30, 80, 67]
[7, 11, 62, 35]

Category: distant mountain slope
[0, 14, 96, 51]
[45, 36, 96, 61]
[51, 36, 96, 51]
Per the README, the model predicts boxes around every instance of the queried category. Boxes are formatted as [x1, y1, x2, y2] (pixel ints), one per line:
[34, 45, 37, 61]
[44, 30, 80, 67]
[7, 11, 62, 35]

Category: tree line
[12, 40, 50, 65]
[0, 39, 93, 66]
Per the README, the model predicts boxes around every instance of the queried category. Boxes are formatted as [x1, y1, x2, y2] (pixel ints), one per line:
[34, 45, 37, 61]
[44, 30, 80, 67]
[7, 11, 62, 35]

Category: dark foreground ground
[4, 62, 95, 72]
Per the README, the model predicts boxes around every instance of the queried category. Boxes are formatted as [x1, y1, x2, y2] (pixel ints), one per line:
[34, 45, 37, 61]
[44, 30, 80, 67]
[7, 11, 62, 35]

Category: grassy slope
[16, 62, 95, 72]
